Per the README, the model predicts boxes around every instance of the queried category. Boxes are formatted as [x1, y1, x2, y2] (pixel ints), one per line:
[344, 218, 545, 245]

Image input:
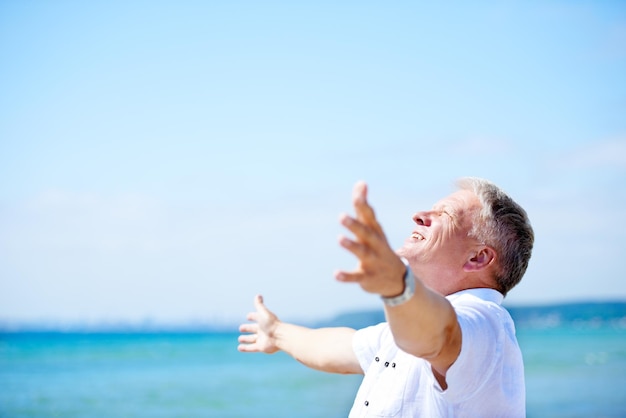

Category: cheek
[424, 238, 467, 267]
[411, 243, 443, 266]
[424, 237, 446, 256]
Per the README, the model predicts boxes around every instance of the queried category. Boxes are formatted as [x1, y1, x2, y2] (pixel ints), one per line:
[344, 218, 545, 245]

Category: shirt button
[364, 401, 369, 406]
[392, 363, 396, 368]
[375, 357, 379, 362]
[384, 361, 390, 367]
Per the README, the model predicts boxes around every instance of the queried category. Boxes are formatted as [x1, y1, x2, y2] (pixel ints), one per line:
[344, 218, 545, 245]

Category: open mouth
[411, 231, 425, 241]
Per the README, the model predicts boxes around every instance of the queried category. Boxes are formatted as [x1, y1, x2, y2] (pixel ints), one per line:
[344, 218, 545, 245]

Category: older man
[238, 178, 534, 417]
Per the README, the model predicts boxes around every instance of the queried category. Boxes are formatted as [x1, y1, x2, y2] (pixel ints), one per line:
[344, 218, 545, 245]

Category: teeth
[412, 232, 425, 241]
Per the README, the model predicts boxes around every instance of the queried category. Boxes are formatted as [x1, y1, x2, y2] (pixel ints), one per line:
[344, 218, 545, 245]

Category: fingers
[352, 181, 384, 236]
[242, 295, 266, 323]
[237, 332, 257, 344]
[352, 180, 367, 207]
[338, 234, 362, 253]
[339, 213, 379, 249]
[238, 317, 259, 352]
[334, 269, 364, 283]
[239, 323, 258, 334]
[336, 181, 404, 295]
[339, 210, 391, 266]
[239, 293, 284, 354]
[237, 343, 258, 353]
[241, 295, 264, 333]
[239, 296, 261, 346]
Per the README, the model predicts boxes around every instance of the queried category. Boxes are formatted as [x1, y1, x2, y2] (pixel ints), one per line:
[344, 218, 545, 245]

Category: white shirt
[349, 289, 525, 418]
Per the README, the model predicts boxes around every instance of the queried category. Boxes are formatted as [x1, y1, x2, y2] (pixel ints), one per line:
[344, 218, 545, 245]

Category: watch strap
[381, 257, 416, 307]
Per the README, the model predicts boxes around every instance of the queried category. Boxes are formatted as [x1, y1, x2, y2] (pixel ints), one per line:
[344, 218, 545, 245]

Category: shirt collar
[446, 288, 504, 305]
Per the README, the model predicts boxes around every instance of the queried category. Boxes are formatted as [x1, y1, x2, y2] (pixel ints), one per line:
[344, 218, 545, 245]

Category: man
[238, 178, 534, 417]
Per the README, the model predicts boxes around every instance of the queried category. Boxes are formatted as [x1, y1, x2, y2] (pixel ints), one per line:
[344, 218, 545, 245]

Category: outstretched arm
[238, 295, 363, 375]
[335, 182, 461, 382]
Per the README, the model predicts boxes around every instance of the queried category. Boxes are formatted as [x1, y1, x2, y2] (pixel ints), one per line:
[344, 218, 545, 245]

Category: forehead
[432, 190, 481, 214]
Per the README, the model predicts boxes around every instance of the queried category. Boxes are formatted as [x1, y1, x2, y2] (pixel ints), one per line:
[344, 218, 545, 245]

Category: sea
[1, 302, 625, 418]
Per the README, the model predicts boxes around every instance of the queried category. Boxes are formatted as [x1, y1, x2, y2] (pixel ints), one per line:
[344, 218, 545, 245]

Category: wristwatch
[381, 257, 416, 307]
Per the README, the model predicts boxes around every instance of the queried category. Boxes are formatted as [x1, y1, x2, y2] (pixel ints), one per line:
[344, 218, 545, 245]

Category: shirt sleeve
[441, 298, 504, 402]
[352, 322, 388, 374]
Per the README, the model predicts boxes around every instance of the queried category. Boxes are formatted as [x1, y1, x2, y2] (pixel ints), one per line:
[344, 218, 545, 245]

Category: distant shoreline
[2, 300, 625, 333]
[315, 300, 626, 330]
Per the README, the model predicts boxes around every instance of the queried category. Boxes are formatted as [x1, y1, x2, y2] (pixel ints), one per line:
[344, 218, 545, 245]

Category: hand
[335, 181, 406, 297]
[238, 295, 281, 354]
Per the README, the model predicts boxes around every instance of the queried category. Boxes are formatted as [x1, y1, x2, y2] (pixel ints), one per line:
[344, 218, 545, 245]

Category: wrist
[381, 257, 416, 307]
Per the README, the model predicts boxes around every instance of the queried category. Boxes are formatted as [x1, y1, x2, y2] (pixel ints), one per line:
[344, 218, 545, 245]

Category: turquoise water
[0, 332, 361, 417]
[1, 326, 625, 417]
[520, 326, 626, 417]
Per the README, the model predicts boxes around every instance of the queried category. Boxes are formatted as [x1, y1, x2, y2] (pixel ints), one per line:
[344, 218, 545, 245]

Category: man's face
[396, 189, 483, 295]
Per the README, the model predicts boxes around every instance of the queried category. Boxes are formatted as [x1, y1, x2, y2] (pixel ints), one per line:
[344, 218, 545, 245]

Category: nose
[412, 211, 432, 226]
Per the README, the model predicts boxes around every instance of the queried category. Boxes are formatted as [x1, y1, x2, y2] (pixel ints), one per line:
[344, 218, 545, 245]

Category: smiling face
[396, 189, 486, 295]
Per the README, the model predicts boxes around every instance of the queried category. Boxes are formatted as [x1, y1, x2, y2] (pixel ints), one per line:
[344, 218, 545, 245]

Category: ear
[463, 246, 496, 272]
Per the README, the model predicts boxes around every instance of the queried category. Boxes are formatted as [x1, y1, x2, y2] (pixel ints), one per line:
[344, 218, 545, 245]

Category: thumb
[254, 294, 267, 312]
[352, 181, 384, 237]
[352, 181, 367, 206]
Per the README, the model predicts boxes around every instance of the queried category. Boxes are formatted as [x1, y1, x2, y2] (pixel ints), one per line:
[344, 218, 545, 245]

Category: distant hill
[506, 301, 626, 328]
[315, 301, 626, 330]
[3, 301, 625, 333]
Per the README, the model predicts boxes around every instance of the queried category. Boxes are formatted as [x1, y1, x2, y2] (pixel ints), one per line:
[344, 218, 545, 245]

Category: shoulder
[448, 289, 514, 354]
[443, 289, 523, 405]
[448, 289, 509, 322]
[352, 322, 393, 371]
[353, 322, 391, 348]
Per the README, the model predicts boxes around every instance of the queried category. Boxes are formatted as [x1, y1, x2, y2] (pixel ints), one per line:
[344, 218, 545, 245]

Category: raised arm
[335, 182, 461, 381]
[238, 295, 363, 375]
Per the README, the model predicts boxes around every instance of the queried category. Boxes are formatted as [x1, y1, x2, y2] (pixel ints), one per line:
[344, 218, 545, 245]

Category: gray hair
[456, 177, 534, 296]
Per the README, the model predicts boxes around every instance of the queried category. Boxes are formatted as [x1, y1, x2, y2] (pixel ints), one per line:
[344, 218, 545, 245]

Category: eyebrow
[432, 204, 460, 227]
[432, 204, 455, 215]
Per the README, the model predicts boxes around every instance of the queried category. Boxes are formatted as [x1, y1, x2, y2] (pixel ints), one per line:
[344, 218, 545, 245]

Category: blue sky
[1, 1, 625, 326]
